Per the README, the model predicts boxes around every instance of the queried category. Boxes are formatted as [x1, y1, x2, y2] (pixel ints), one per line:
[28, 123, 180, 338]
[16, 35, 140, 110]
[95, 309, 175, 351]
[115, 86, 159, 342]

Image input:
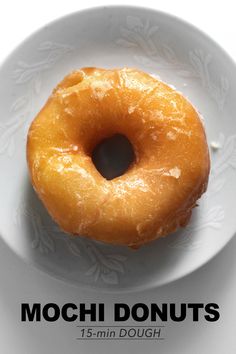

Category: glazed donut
[27, 67, 210, 247]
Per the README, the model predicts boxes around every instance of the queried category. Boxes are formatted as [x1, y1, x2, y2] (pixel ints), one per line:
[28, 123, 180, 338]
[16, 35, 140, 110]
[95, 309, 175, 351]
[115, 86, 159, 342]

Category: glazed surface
[27, 67, 210, 246]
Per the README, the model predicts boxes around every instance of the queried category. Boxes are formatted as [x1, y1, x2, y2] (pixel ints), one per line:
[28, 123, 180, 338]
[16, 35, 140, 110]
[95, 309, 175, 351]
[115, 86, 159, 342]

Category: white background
[0, 1, 236, 353]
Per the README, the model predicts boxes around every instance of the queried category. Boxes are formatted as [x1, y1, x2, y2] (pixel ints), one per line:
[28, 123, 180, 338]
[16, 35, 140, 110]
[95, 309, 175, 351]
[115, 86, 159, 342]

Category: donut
[27, 67, 210, 247]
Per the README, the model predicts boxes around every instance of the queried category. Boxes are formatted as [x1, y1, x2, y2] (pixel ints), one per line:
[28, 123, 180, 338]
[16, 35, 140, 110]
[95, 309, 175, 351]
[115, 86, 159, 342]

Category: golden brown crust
[27, 67, 210, 246]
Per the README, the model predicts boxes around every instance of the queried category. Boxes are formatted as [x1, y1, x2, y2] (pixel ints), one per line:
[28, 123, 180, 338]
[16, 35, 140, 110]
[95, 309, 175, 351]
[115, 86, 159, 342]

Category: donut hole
[92, 134, 135, 180]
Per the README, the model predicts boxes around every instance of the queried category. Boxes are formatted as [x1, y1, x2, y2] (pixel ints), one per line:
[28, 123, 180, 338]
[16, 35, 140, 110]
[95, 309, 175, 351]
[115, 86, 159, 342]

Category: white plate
[0, 6, 236, 292]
